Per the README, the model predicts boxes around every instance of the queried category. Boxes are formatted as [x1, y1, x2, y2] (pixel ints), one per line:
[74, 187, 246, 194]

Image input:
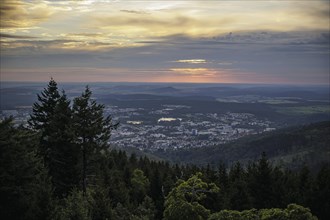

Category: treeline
[0, 79, 329, 220]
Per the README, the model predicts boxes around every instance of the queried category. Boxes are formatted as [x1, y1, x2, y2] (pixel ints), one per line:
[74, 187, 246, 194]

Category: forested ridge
[1, 79, 329, 220]
[154, 121, 330, 170]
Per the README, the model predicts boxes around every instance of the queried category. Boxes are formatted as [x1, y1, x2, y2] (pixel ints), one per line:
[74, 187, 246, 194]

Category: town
[106, 104, 276, 151]
[1, 103, 276, 151]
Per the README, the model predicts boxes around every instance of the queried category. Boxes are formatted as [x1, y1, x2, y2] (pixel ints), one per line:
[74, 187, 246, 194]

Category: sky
[0, 0, 329, 84]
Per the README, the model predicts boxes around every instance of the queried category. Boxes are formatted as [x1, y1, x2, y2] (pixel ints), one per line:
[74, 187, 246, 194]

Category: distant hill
[153, 121, 330, 171]
[148, 86, 181, 94]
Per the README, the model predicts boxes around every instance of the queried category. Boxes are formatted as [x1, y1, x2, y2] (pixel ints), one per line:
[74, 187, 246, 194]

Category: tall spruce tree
[72, 86, 118, 195]
[29, 78, 60, 161]
[29, 79, 80, 197]
[49, 92, 81, 197]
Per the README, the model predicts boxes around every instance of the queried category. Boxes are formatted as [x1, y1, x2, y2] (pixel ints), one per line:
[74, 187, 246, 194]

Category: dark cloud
[65, 33, 105, 37]
[120, 10, 149, 15]
[0, 33, 37, 39]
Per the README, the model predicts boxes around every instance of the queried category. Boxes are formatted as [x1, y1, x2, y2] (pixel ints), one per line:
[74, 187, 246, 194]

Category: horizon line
[1, 80, 329, 87]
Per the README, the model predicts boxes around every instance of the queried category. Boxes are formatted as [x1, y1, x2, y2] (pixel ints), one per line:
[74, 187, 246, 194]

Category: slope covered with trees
[154, 121, 330, 170]
[0, 80, 329, 220]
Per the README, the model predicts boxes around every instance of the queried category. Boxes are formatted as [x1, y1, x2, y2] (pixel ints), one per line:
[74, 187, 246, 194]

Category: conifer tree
[149, 168, 164, 219]
[49, 92, 81, 197]
[227, 162, 251, 210]
[248, 152, 274, 209]
[72, 86, 118, 195]
[0, 118, 52, 220]
[29, 78, 60, 159]
[29, 79, 80, 197]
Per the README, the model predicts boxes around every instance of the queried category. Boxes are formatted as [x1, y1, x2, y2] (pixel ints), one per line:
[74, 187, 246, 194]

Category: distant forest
[154, 121, 330, 171]
[1, 79, 329, 220]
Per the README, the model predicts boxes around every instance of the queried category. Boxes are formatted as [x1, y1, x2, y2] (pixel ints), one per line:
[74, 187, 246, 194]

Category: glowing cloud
[174, 59, 208, 64]
[170, 68, 217, 77]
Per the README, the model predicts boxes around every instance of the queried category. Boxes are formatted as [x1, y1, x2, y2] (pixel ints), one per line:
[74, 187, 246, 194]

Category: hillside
[153, 121, 330, 170]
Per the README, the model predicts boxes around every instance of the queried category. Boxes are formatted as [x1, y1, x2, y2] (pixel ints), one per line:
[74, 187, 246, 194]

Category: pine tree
[227, 162, 252, 210]
[0, 118, 53, 220]
[215, 162, 228, 210]
[29, 78, 60, 159]
[29, 79, 80, 198]
[311, 165, 330, 219]
[72, 86, 118, 195]
[49, 92, 81, 197]
[149, 168, 164, 219]
[248, 152, 274, 209]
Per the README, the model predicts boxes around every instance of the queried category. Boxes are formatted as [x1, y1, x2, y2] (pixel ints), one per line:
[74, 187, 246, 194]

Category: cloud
[120, 9, 149, 15]
[0, 0, 53, 29]
[170, 68, 217, 77]
[173, 59, 208, 64]
[88, 11, 236, 38]
[87, 0, 329, 41]
[0, 33, 37, 39]
[0, 39, 120, 54]
[292, 1, 329, 20]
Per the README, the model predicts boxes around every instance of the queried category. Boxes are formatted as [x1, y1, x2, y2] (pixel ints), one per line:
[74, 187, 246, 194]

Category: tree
[0, 118, 52, 220]
[299, 166, 314, 204]
[208, 204, 318, 220]
[259, 208, 287, 220]
[48, 92, 81, 197]
[29, 78, 60, 158]
[29, 79, 80, 197]
[227, 162, 251, 210]
[311, 165, 330, 220]
[132, 196, 156, 220]
[131, 169, 150, 205]
[149, 168, 164, 219]
[163, 172, 219, 220]
[208, 210, 242, 220]
[54, 188, 92, 220]
[285, 204, 318, 220]
[72, 86, 118, 195]
[216, 162, 228, 210]
[112, 203, 132, 220]
[248, 152, 274, 209]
